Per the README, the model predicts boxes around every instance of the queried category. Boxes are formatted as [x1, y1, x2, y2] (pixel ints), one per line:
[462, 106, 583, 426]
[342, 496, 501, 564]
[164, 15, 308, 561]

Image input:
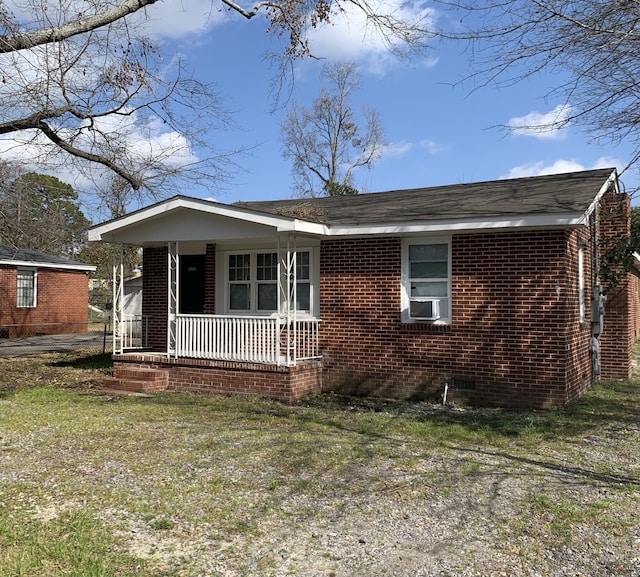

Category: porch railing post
[167, 242, 179, 357]
[278, 235, 298, 366]
[112, 245, 124, 354]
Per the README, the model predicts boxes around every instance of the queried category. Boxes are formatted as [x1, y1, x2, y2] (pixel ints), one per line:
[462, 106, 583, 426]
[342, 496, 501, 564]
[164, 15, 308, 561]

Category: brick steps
[103, 367, 169, 394]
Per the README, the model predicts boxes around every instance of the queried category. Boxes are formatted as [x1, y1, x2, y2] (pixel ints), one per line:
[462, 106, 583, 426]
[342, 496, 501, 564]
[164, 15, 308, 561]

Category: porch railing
[114, 314, 148, 353]
[175, 315, 321, 365]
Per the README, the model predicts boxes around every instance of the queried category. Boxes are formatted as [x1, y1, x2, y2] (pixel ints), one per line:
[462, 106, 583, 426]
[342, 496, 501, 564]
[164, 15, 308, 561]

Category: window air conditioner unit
[411, 298, 441, 321]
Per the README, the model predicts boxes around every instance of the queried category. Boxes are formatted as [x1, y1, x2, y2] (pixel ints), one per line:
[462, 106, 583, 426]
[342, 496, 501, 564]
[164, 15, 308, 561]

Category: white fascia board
[0, 259, 96, 272]
[578, 168, 618, 224]
[277, 219, 327, 235]
[323, 212, 587, 236]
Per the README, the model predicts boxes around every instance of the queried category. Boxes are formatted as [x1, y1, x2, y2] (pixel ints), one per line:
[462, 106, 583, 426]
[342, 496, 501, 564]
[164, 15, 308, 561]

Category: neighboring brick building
[89, 168, 639, 407]
[0, 245, 95, 338]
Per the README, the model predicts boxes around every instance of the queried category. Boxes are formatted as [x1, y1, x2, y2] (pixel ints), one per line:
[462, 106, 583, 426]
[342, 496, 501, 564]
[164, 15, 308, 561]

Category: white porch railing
[114, 314, 148, 353]
[175, 315, 321, 365]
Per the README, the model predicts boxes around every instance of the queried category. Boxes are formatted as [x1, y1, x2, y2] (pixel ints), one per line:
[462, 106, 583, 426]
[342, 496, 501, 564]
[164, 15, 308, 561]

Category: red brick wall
[598, 190, 635, 379]
[319, 232, 592, 408]
[601, 279, 633, 378]
[142, 246, 168, 351]
[628, 269, 640, 344]
[0, 266, 89, 337]
[112, 354, 322, 401]
[564, 228, 594, 403]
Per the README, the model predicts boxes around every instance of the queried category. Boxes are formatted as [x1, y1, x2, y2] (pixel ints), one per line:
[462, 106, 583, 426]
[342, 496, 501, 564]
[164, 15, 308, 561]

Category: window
[402, 239, 451, 323]
[229, 254, 251, 310]
[226, 250, 312, 314]
[257, 252, 278, 311]
[17, 268, 37, 308]
[294, 251, 311, 311]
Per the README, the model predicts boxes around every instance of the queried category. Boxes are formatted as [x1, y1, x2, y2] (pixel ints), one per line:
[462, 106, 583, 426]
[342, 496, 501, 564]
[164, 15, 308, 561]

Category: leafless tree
[442, 1, 640, 180]
[0, 0, 238, 200]
[280, 62, 385, 197]
[1, 0, 432, 201]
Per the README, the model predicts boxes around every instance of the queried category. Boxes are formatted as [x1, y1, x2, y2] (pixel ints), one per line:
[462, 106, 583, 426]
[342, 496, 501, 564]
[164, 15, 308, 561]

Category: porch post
[167, 242, 179, 357]
[278, 235, 297, 365]
[112, 245, 124, 354]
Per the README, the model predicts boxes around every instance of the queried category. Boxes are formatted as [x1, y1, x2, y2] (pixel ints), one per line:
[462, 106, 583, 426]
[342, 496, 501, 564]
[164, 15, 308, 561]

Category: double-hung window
[578, 245, 585, 323]
[294, 251, 311, 311]
[402, 239, 451, 323]
[227, 250, 312, 314]
[256, 252, 278, 311]
[228, 254, 252, 311]
[17, 268, 37, 308]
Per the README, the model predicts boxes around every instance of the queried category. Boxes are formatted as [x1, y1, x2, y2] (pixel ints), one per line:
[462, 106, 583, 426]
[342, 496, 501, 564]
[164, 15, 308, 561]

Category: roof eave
[322, 212, 588, 236]
[578, 168, 618, 224]
[88, 196, 317, 242]
[0, 259, 96, 272]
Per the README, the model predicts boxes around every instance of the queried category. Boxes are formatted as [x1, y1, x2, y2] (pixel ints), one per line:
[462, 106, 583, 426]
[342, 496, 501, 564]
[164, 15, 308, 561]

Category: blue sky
[154, 2, 638, 205]
[3, 0, 639, 211]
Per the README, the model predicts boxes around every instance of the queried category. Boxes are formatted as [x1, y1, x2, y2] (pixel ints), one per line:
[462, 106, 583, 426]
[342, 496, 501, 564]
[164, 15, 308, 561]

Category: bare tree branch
[1, 0, 432, 204]
[441, 0, 640, 183]
[0, 0, 160, 53]
[37, 119, 143, 189]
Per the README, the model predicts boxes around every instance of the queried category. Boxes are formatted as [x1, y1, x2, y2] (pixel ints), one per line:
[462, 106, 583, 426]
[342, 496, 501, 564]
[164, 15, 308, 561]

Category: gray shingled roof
[0, 244, 92, 268]
[235, 168, 615, 225]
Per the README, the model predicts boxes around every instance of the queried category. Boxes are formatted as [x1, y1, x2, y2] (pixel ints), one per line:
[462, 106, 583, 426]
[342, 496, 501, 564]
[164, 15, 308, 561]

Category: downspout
[590, 197, 604, 379]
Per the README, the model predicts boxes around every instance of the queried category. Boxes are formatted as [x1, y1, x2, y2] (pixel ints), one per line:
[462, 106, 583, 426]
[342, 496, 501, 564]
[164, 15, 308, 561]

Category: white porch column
[278, 235, 297, 365]
[167, 241, 179, 356]
[112, 245, 125, 354]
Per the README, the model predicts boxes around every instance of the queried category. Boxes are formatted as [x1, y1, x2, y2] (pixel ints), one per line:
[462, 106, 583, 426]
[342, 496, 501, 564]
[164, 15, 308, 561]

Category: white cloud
[2, 0, 228, 41]
[136, 0, 231, 39]
[0, 110, 199, 196]
[508, 104, 573, 140]
[305, 0, 438, 74]
[381, 138, 444, 159]
[501, 156, 621, 179]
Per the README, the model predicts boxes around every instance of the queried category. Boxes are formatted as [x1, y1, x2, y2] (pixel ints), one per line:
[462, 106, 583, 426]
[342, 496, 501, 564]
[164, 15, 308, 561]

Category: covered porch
[89, 197, 325, 400]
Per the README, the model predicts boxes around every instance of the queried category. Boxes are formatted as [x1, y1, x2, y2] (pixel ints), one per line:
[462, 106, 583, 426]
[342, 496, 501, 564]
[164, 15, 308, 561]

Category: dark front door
[179, 255, 206, 314]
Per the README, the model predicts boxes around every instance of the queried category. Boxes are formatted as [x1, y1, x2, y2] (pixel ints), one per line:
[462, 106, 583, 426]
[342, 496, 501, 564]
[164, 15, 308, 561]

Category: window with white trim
[402, 239, 451, 323]
[578, 245, 585, 323]
[226, 250, 312, 314]
[294, 251, 311, 311]
[17, 268, 37, 308]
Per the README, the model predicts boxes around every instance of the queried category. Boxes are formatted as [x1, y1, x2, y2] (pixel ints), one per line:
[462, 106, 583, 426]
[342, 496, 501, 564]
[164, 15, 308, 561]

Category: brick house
[0, 245, 96, 338]
[88, 168, 639, 407]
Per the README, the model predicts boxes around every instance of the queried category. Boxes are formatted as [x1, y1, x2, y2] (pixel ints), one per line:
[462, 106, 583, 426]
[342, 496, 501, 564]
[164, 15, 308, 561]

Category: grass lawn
[0, 350, 639, 577]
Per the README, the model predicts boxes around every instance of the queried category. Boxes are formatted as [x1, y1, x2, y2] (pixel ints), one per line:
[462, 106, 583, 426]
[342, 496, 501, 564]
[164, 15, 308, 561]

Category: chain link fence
[0, 322, 112, 358]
